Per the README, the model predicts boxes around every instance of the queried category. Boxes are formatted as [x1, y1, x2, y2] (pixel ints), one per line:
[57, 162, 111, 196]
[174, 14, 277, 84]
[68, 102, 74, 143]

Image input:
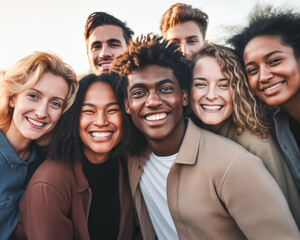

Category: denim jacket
[0, 131, 35, 240]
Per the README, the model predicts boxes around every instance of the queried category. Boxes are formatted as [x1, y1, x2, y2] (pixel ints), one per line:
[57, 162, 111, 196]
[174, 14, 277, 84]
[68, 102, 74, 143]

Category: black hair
[111, 34, 192, 156]
[228, 4, 300, 64]
[84, 12, 134, 45]
[48, 73, 125, 162]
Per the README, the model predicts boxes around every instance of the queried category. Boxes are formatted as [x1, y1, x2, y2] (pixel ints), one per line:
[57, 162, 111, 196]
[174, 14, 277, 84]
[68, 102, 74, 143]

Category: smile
[262, 81, 285, 92]
[90, 131, 112, 138]
[99, 63, 110, 67]
[145, 113, 167, 121]
[26, 117, 45, 127]
[201, 105, 223, 110]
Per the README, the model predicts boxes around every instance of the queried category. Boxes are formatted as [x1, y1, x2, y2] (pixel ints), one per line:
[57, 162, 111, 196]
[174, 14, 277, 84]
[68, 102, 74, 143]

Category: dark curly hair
[48, 73, 125, 162]
[228, 4, 300, 65]
[110, 34, 192, 156]
[84, 12, 134, 45]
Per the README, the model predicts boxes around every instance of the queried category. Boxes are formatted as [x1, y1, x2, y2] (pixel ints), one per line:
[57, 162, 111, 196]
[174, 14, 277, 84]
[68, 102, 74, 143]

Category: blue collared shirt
[272, 107, 300, 194]
[0, 131, 35, 240]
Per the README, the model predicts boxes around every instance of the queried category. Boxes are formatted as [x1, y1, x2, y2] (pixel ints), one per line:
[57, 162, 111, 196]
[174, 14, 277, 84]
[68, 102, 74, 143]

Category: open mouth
[145, 113, 168, 121]
[201, 105, 223, 111]
[98, 63, 110, 68]
[262, 80, 285, 92]
[26, 117, 45, 127]
[90, 131, 112, 138]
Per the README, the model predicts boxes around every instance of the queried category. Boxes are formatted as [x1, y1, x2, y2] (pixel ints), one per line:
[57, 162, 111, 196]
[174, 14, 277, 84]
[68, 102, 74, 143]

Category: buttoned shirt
[272, 107, 300, 194]
[0, 131, 35, 240]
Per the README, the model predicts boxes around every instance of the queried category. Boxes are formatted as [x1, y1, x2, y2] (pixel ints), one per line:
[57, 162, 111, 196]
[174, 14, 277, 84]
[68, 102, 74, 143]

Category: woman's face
[244, 35, 300, 106]
[79, 81, 122, 163]
[191, 56, 233, 131]
[9, 72, 69, 141]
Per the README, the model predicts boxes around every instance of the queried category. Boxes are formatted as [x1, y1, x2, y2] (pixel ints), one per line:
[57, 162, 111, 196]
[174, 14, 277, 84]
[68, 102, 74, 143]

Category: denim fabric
[0, 131, 35, 240]
[272, 107, 300, 194]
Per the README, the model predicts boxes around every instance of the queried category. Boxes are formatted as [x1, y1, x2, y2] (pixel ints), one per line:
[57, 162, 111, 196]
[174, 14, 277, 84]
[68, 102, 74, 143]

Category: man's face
[86, 25, 127, 75]
[166, 21, 204, 60]
[125, 65, 188, 145]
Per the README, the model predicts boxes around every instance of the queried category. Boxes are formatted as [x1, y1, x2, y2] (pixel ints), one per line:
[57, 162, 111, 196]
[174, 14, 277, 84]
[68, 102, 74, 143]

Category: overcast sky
[1, 0, 299, 75]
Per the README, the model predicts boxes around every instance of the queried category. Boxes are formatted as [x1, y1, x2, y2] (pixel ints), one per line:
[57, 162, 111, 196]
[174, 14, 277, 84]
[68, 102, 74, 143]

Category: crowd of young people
[0, 2, 299, 240]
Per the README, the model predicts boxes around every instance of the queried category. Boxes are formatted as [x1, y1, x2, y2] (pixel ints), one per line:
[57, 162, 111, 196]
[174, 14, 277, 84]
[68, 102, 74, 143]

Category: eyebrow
[245, 50, 284, 67]
[129, 78, 176, 92]
[29, 88, 65, 102]
[193, 77, 227, 81]
[107, 38, 122, 44]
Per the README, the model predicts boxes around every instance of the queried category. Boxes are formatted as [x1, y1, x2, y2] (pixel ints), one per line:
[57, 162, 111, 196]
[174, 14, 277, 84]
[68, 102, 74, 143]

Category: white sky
[0, 0, 299, 75]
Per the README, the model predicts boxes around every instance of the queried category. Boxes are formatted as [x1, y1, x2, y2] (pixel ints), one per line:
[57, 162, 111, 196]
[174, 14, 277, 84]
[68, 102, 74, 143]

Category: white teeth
[202, 105, 222, 110]
[263, 82, 283, 92]
[91, 132, 112, 138]
[145, 113, 167, 121]
[27, 118, 44, 127]
[100, 63, 110, 67]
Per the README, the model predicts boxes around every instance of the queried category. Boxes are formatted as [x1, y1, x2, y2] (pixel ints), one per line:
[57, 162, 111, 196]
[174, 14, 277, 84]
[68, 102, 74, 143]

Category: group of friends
[0, 2, 300, 240]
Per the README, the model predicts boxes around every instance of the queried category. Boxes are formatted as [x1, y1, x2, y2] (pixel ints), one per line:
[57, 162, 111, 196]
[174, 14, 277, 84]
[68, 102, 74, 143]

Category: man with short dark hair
[111, 35, 299, 240]
[84, 12, 134, 75]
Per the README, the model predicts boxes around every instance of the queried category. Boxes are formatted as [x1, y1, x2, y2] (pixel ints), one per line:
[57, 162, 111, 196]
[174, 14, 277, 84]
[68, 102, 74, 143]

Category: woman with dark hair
[0, 51, 78, 240]
[190, 42, 300, 228]
[228, 4, 300, 227]
[13, 73, 138, 240]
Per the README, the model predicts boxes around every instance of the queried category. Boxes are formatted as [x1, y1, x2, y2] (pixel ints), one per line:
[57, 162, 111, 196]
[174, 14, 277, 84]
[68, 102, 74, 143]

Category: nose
[94, 112, 109, 126]
[259, 65, 273, 82]
[145, 91, 162, 108]
[35, 102, 47, 119]
[99, 44, 112, 58]
[206, 85, 218, 101]
[181, 42, 191, 59]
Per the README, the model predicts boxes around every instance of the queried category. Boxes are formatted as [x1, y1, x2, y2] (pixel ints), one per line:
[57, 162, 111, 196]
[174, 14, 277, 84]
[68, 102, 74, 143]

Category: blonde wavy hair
[0, 51, 78, 131]
[192, 42, 270, 138]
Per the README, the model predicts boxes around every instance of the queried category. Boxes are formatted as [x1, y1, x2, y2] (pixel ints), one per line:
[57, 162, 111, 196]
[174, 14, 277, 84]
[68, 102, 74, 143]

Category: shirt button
[284, 145, 287, 150]
[11, 164, 15, 169]
[138, 165, 141, 169]
[8, 195, 14, 200]
[21, 171, 25, 175]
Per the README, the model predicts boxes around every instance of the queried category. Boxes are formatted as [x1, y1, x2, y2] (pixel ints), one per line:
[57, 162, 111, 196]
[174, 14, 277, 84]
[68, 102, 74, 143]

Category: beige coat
[128, 119, 300, 240]
[218, 118, 300, 228]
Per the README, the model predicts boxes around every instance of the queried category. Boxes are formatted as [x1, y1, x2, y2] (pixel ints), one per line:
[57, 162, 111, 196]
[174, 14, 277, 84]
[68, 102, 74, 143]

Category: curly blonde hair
[0, 51, 78, 131]
[192, 42, 270, 138]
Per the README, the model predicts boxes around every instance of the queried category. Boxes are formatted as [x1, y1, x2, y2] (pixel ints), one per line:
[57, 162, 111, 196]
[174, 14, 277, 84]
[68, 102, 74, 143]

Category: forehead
[166, 21, 203, 40]
[127, 65, 179, 87]
[87, 25, 125, 45]
[244, 35, 295, 61]
[84, 81, 116, 103]
[194, 56, 223, 75]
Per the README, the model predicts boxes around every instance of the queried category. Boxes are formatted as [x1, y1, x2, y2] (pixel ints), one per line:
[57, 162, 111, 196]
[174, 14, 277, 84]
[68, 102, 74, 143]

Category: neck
[147, 119, 186, 156]
[4, 125, 32, 161]
[281, 90, 300, 123]
[84, 148, 110, 164]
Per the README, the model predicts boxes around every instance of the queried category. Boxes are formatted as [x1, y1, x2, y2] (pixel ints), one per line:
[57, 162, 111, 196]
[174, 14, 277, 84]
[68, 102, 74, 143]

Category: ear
[181, 90, 189, 107]
[9, 95, 16, 108]
[124, 98, 131, 115]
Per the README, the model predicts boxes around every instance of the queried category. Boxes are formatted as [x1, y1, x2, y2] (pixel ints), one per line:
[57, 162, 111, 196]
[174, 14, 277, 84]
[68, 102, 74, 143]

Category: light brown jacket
[218, 118, 300, 228]
[128, 119, 300, 240]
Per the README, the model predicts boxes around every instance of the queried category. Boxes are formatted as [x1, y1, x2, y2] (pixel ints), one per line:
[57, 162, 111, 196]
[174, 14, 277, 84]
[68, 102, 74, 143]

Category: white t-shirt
[139, 152, 179, 240]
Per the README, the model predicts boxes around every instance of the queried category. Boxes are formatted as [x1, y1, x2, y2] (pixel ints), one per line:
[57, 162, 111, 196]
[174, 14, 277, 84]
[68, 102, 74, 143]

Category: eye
[82, 108, 95, 114]
[246, 67, 258, 75]
[28, 93, 39, 100]
[187, 38, 198, 44]
[50, 101, 62, 108]
[193, 81, 206, 88]
[161, 86, 173, 93]
[91, 44, 101, 51]
[107, 107, 121, 114]
[110, 42, 122, 48]
[219, 81, 229, 89]
[269, 57, 282, 65]
[132, 90, 145, 97]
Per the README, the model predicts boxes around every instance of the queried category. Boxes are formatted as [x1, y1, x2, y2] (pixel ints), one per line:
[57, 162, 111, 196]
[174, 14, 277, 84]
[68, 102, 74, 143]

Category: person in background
[14, 73, 140, 240]
[111, 35, 299, 240]
[228, 4, 300, 203]
[0, 51, 78, 240]
[190, 42, 300, 228]
[84, 12, 134, 76]
[160, 3, 208, 59]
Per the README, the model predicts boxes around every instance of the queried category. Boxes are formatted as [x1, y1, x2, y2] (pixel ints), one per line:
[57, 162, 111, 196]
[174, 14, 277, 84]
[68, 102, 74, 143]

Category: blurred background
[1, 0, 299, 75]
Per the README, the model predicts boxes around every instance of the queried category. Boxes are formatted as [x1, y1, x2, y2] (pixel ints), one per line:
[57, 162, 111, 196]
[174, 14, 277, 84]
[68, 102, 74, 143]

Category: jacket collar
[175, 118, 201, 165]
[72, 160, 89, 192]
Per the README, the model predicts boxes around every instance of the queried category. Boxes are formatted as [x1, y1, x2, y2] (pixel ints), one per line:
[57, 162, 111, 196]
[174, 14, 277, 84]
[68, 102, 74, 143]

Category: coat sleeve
[221, 153, 300, 240]
[18, 182, 73, 240]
